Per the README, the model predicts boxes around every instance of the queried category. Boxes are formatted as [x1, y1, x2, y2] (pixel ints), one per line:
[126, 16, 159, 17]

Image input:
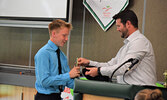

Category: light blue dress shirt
[35, 40, 74, 94]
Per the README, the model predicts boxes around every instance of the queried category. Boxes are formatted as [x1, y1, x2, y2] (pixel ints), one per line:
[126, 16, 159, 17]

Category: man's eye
[63, 34, 66, 37]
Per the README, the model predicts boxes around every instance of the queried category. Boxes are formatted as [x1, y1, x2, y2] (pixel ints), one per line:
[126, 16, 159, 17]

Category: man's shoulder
[136, 33, 151, 44]
[131, 32, 149, 43]
[35, 44, 51, 56]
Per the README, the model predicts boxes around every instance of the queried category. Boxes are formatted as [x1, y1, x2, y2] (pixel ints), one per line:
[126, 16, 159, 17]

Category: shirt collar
[123, 30, 140, 44]
[48, 40, 59, 51]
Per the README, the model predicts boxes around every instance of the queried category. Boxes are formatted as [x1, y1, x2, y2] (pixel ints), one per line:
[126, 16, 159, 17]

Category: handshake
[69, 58, 90, 78]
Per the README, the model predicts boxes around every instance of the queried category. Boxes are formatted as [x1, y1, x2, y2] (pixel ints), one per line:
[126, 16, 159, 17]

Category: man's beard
[121, 29, 128, 38]
[121, 32, 126, 38]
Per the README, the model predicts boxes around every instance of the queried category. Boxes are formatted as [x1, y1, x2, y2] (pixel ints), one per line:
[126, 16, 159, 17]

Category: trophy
[163, 70, 167, 88]
[75, 58, 83, 77]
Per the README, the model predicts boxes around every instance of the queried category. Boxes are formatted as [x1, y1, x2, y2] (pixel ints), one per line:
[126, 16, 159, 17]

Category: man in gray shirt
[77, 10, 157, 86]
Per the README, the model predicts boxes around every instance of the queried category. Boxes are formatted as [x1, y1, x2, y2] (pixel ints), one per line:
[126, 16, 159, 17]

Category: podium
[73, 79, 167, 100]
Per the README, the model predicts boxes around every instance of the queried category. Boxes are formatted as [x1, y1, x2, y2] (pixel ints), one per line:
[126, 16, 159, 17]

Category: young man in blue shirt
[35, 19, 80, 100]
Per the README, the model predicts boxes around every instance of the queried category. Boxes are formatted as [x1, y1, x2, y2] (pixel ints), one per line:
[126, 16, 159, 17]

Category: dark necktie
[56, 48, 62, 74]
[56, 48, 62, 92]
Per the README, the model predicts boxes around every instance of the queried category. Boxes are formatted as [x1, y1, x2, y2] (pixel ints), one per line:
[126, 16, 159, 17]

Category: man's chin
[121, 33, 126, 38]
[60, 43, 65, 47]
[59, 45, 64, 47]
[121, 35, 124, 38]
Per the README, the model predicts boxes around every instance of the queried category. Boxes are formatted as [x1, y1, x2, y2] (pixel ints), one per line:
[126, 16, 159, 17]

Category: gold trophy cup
[163, 70, 167, 88]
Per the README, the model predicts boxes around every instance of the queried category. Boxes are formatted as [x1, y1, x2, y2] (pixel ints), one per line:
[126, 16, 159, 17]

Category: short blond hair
[48, 19, 72, 36]
[135, 89, 164, 100]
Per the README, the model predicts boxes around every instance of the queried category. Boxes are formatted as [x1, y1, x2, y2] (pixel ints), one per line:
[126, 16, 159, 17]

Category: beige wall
[145, 0, 167, 81]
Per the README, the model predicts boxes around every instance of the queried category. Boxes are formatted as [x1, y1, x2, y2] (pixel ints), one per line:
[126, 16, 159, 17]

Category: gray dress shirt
[89, 30, 157, 86]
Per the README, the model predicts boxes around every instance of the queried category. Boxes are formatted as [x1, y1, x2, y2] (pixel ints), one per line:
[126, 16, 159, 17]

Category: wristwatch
[98, 67, 102, 76]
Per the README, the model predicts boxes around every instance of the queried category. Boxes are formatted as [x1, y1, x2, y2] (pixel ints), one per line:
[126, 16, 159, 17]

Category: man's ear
[126, 20, 131, 28]
[51, 30, 56, 38]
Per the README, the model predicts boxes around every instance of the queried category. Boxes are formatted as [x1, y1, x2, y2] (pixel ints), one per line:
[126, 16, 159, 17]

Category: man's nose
[117, 28, 119, 31]
[65, 36, 68, 41]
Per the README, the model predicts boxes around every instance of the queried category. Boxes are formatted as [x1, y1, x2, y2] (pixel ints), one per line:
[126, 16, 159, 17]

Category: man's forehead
[116, 18, 121, 23]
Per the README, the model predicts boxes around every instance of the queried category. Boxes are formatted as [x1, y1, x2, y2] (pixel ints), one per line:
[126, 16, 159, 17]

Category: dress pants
[35, 92, 61, 100]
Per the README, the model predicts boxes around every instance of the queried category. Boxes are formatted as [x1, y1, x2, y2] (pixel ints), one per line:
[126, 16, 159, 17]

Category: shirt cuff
[100, 67, 108, 77]
[89, 60, 98, 67]
[64, 73, 71, 81]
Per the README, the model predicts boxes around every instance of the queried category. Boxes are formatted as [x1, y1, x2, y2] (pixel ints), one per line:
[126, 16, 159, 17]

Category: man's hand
[85, 67, 98, 77]
[77, 57, 90, 66]
[69, 66, 80, 78]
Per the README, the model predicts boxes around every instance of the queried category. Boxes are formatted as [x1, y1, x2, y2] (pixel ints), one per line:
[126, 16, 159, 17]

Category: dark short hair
[113, 10, 138, 28]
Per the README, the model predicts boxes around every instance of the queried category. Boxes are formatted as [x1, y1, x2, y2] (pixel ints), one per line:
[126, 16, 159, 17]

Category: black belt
[37, 92, 61, 96]
[36, 92, 61, 100]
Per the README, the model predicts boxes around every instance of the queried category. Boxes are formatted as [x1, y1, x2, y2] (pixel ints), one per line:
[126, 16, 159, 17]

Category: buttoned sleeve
[100, 38, 149, 77]
[89, 57, 117, 67]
